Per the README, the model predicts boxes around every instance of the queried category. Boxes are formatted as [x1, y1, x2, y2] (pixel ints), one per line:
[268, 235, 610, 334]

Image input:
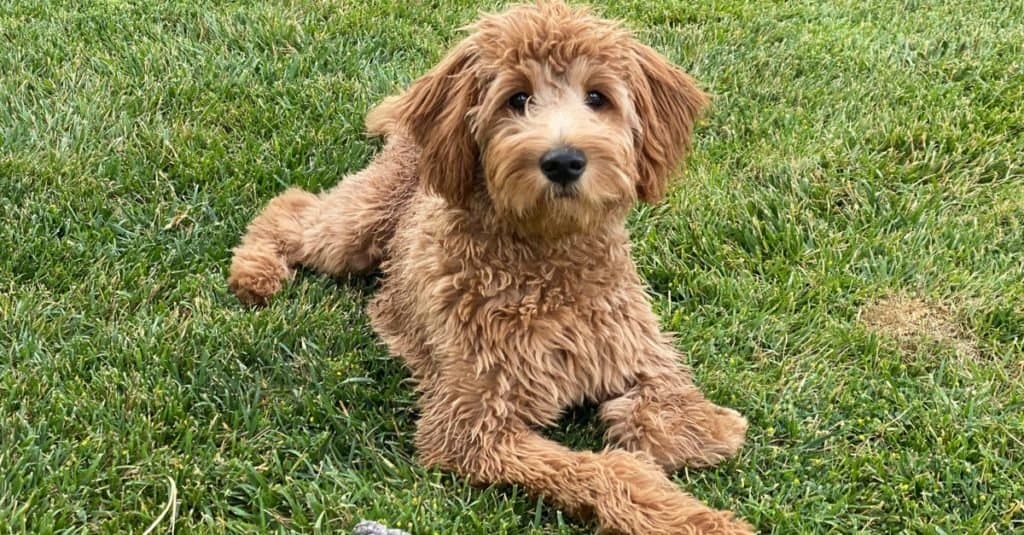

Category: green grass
[2, 0, 1022, 533]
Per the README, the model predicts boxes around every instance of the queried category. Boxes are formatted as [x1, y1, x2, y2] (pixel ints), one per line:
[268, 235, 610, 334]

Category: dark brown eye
[584, 90, 607, 109]
[508, 92, 530, 112]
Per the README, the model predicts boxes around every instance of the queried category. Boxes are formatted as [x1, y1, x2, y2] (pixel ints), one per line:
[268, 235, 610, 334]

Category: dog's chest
[447, 257, 649, 420]
[373, 204, 660, 426]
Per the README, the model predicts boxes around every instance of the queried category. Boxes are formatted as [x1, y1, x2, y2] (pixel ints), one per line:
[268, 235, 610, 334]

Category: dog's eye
[584, 90, 607, 109]
[508, 92, 530, 113]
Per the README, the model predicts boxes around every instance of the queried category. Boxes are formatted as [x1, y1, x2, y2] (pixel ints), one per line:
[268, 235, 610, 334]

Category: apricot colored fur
[229, 2, 753, 533]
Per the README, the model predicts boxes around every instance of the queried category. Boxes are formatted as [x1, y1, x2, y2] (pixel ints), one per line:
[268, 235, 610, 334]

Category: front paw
[594, 450, 756, 535]
[641, 509, 755, 535]
[603, 392, 748, 470]
[598, 512, 754, 535]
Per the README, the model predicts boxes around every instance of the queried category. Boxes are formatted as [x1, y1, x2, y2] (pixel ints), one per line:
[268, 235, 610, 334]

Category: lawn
[1, 0, 1022, 533]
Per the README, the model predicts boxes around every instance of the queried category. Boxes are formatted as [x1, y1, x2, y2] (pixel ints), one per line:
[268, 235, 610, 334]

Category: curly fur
[228, 2, 752, 533]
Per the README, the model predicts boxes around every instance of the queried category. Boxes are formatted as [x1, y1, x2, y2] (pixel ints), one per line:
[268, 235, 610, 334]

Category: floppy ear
[366, 40, 480, 206]
[629, 42, 709, 203]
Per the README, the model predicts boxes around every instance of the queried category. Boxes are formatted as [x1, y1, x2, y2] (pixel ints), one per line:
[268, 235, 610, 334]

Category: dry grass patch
[859, 295, 980, 360]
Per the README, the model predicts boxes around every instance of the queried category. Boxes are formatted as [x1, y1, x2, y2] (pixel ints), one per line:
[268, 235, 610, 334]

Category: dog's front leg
[600, 371, 748, 472]
[415, 407, 751, 534]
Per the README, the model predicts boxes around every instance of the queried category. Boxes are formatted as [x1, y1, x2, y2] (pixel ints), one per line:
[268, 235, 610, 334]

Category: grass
[1, 0, 1022, 532]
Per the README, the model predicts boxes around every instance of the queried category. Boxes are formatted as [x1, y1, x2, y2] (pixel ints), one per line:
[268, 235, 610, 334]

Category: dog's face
[368, 1, 708, 238]
[474, 51, 643, 236]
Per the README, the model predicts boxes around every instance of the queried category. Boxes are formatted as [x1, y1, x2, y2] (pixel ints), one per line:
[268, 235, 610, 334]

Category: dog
[228, 2, 753, 533]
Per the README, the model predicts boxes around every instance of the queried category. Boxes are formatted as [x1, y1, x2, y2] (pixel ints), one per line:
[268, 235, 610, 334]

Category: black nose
[539, 146, 586, 185]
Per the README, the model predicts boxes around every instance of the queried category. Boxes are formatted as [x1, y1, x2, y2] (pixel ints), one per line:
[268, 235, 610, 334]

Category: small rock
[353, 520, 413, 535]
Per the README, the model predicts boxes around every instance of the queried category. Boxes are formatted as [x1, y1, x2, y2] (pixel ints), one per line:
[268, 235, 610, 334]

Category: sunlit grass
[1, 0, 1022, 532]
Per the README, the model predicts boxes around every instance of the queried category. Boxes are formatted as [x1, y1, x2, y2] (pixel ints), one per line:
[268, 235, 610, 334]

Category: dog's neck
[451, 189, 633, 262]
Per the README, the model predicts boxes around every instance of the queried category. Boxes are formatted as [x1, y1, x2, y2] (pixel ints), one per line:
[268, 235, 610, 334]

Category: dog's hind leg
[228, 137, 417, 305]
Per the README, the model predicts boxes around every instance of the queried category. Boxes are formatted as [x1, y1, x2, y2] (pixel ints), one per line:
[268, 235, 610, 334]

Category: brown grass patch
[859, 295, 979, 359]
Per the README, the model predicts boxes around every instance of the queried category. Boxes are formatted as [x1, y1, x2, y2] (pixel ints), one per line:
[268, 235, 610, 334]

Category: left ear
[629, 42, 710, 203]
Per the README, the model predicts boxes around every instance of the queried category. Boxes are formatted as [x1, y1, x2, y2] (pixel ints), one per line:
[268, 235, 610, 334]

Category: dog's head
[368, 1, 708, 237]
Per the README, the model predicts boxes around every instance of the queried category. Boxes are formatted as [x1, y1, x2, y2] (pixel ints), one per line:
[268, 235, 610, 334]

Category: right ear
[366, 39, 480, 206]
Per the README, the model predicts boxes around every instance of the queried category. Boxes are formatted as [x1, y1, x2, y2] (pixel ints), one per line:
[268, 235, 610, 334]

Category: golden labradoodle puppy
[229, 2, 752, 533]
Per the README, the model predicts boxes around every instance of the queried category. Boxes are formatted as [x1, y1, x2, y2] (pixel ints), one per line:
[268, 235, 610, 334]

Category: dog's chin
[502, 186, 621, 239]
[549, 184, 581, 200]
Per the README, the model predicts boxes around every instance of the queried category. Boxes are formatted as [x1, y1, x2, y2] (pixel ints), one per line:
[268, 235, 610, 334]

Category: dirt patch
[859, 295, 979, 359]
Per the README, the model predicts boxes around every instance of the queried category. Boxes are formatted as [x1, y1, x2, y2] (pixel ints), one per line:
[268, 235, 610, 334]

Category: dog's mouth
[549, 184, 580, 199]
